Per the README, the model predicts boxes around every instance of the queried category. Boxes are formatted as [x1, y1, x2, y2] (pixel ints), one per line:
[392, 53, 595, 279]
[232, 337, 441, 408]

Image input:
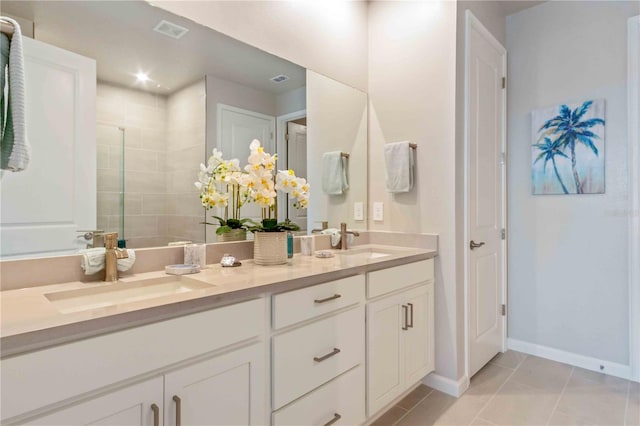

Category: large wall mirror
[0, 1, 367, 259]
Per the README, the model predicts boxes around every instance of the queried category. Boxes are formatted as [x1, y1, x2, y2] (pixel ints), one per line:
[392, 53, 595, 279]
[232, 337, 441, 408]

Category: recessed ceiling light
[153, 20, 189, 39]
[136, 72, 150, 83]
[270, 74, 290, 83]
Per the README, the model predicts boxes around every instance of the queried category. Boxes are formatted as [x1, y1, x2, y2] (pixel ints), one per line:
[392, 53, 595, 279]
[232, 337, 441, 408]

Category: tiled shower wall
[96, 82, 169, 248]
[166, 79, 207, 244]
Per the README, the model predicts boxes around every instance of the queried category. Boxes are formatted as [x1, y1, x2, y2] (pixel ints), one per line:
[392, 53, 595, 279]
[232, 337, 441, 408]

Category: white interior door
[217, 104, 275, 222]
[0, 37, 96, 259]
[466, 11, 506, 378]
[286, 121, 307, 230]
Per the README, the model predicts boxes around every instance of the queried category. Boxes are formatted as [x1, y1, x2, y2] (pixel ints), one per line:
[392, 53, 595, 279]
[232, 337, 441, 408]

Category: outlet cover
[373, 202, 384, 221]
[354, 202, 364, 221]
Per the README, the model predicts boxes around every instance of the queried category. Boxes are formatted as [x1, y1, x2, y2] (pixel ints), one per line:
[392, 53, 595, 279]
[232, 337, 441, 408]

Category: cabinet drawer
[272, 275, 365, 329]
[272, 305, 364, 410]
[273, 365, 365, 426]
[368, 259, 434, 299]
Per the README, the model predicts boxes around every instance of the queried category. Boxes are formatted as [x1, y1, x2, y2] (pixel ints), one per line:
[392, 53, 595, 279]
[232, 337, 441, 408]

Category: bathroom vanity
[0, 246, 436, 425]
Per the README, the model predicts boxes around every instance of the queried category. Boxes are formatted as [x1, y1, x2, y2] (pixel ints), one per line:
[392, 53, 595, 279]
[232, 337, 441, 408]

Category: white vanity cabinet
[270, 275, 366, 426]
[18, 343, 264, 426]
[366, 260, 435, 417]
[2, 298, 267, 426]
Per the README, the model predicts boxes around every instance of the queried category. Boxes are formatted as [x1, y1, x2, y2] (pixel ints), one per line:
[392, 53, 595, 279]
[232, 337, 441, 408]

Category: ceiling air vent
[153, 20, 189, 40]
[270, 74, 290, 83]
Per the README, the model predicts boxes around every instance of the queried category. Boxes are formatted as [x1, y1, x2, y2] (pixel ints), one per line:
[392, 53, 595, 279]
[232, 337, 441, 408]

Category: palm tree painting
[531, 99, 606, 195]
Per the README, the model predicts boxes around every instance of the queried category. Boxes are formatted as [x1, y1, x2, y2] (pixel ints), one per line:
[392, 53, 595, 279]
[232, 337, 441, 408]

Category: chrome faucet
[339, 222, 360, 250]
[104, 232, 128, 282]
[311, 221, 329, 234]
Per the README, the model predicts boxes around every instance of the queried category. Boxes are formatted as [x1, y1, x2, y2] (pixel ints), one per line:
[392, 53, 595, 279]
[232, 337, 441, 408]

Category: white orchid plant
[195, 139, 309, 234]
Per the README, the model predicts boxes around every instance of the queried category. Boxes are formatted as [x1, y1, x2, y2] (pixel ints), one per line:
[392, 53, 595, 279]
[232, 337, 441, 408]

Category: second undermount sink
[339, 247, 396, 260]
[45, 276, 214, 314]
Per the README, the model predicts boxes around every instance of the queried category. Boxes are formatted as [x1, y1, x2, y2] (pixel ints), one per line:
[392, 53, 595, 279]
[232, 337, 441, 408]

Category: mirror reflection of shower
[96, 124, 125, 246]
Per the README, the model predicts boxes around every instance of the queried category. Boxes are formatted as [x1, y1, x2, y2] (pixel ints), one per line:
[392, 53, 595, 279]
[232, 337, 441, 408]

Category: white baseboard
[508, 338, 632, 381]
[422, 373, 470, 397]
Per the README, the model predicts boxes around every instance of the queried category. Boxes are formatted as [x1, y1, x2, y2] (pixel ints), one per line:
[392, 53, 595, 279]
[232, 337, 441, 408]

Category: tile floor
[372, 351, 640, 426]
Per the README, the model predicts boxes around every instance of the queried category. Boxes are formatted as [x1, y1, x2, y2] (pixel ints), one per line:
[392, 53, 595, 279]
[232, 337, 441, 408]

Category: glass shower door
[96, 124, 125, 245]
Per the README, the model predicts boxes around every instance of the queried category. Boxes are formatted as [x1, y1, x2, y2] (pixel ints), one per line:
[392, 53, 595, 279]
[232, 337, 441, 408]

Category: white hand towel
[79, 248, 136, 275]
[322, 151, 349, 195]
[117, 249, 136, 272]
[384, 142, 414, 193]
[320, 228, 354, 248]
[80, 248, 106, 275]
[0, 17, 30, 172]
[320, 228, 341, 247]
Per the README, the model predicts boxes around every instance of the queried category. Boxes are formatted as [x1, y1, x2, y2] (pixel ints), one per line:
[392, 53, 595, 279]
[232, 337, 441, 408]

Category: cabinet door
[20, 377, 163, 426]
[164, 343, 266, 426]
[403, 284, 433, 385]
[366, 293, 404, 416]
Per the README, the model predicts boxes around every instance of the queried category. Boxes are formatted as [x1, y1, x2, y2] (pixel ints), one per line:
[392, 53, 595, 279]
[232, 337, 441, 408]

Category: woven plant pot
[253, 232, 287, 265]
[217, 229, 247, 242]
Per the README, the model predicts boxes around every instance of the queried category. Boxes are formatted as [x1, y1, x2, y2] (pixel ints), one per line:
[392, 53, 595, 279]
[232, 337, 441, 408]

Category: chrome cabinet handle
[323, 413, 342, 426]
[402, 305, 409, 330]
[173, 395, 182, 426]
[407, 303, 414, 328]
[314, 348, 341, 362]
[470, 240, 485, 250]
[151, 403, 160, 426]
[314, 294, 342, 304]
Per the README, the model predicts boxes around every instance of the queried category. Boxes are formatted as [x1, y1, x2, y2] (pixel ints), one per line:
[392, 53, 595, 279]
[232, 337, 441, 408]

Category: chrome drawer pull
[314, 294, 342, 304]
[313, 348, 341, 362]
[151, 403, 160, 426]
[402, 305, 409, 330]
[323, 413, 342, 426]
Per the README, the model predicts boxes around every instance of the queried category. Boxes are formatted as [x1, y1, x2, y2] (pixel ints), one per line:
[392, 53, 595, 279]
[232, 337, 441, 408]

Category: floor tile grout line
[544, 365, 574, 426]
[392, 388, 434, 425]
[623, 380, 632, 426]
[468, 358, 522, 426]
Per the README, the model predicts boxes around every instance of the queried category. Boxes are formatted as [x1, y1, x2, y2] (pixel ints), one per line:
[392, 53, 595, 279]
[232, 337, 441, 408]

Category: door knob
[470, 240, 485, 250]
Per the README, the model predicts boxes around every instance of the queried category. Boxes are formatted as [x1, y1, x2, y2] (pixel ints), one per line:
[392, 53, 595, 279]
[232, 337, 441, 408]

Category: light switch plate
[354, 202, 364, 221]
[373, 202, 384, 221]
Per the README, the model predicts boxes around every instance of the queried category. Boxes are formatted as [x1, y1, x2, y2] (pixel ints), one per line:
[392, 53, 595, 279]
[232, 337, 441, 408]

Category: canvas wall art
[531, 99, 606, 195]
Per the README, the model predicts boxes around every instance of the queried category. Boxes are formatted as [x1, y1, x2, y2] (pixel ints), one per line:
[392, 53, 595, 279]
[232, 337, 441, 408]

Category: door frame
[276, 109, 306, 221]
[463, 10, 508, 379]
[628, 14, 640, 382]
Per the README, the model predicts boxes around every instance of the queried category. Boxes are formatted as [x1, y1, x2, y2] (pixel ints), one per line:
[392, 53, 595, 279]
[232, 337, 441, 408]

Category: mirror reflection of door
[286, 119, 307, 231]
[217, 104, 276, 225]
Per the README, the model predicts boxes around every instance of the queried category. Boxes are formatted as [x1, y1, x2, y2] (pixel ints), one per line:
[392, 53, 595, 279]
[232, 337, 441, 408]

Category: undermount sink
[45, 276, 213, 314]
[339, 247, 395, 260]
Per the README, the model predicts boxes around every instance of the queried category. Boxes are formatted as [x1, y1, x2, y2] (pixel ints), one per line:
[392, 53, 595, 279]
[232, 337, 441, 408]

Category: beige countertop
[0, 245, 436, 358]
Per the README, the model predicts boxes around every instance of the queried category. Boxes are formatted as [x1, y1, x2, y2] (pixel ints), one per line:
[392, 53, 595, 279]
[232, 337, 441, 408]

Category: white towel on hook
[384, 141, 414, 193]
[322, 151, 349, 195]
[0, 17, 30, 172]
[79, 248, 136, 275]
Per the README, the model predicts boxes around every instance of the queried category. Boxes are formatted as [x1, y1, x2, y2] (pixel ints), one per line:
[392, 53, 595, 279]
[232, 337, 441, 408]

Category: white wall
[507, 0, 639, 365]
[306, 70, 367, 231]
[368, 1, 460, 381]
[148, 1, 368, 92]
